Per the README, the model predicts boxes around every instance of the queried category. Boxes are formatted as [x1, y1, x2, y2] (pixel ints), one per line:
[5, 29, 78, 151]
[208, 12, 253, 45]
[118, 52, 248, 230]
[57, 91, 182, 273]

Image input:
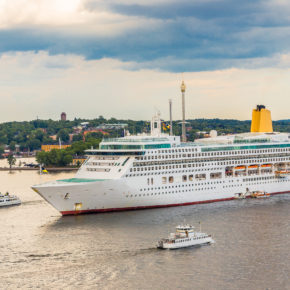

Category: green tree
[33, 129, 45, 142]
[27, 139, 41, 150]
[7, 154, 16, 169]
[36, 151, 50, 166]
[72, 134, 83, 142]
[0, 146, 4, 158]
[84, 132, 103, 141]
[57, 129, 70, 142]
[9, 141, 16, 151]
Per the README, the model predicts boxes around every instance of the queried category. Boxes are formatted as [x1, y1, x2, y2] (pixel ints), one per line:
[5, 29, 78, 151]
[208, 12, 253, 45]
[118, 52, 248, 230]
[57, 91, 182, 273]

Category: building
[41, 144, 71, 152]
[61, 112, 67, 121]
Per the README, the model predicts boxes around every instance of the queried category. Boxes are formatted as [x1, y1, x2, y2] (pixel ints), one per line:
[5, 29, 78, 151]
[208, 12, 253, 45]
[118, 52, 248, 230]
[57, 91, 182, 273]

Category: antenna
[180, 77, 187, 142]
[169, 99, 173, 136]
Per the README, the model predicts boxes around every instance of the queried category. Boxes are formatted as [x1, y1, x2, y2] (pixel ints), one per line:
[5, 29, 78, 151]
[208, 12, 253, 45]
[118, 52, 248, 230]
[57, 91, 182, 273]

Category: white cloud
[0, 51, 289, 123]
[0, 0, 161, 36]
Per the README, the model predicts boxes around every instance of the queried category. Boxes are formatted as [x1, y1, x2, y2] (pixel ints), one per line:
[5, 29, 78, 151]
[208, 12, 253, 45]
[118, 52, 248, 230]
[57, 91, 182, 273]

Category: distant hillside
[0, 117, 289, 152]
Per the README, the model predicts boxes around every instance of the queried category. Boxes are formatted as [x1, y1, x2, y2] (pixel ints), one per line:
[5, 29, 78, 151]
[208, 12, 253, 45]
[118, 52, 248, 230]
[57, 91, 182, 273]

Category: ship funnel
[251, 105, 273, 133]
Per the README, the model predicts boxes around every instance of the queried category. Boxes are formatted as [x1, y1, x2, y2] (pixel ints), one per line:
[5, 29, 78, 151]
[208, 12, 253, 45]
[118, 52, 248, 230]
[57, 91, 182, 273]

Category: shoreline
[0, 167, 78, 171]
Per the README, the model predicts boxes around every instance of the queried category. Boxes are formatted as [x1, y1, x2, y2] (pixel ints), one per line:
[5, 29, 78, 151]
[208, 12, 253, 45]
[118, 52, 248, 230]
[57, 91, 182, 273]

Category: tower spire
[181, 78, 186, 142]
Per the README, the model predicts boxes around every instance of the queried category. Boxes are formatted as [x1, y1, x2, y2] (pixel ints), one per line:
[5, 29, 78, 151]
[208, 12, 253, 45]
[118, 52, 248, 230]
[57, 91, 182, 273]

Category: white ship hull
[32, 175, 290, 215]
[159, 236, 213, 249]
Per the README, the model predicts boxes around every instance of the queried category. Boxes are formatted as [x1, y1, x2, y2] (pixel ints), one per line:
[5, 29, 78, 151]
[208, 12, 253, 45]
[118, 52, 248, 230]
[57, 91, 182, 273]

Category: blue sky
[0, 0, 289, 121]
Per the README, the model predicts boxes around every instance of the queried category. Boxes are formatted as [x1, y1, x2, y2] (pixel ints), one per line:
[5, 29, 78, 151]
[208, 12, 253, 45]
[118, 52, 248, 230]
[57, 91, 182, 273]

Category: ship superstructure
[32, 107, 290, 215]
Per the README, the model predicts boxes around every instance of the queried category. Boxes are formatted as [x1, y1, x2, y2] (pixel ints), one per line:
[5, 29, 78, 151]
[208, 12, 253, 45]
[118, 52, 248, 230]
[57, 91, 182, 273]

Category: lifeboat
[261, 164, 272, 168]
[250, 191, 270, 198]
[234, 166, 246, 171]
[248, 165, 258, 170]
[275, 170, 290, 178]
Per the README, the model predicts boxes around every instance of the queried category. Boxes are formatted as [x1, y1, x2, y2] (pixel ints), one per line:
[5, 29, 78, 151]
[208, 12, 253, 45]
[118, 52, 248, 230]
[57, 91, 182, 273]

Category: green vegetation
[7, 154, 16, 169]
[0, 116, 289, 163]
[36, 138, 101, 167]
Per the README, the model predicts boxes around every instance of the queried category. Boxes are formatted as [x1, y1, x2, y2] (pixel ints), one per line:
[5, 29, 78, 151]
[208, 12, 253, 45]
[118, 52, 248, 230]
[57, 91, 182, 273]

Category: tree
[9, 141, 16, 151]
[72, 134, 83, 142]
[33, 129, 45, 142]
[7, 154, 16, 169]
[0, 146, 4, 159]
[84, 132, 103, 141]
[57, 129, 70, 142]
[36, 151, 50, 166]
[27, 139, 41, 150]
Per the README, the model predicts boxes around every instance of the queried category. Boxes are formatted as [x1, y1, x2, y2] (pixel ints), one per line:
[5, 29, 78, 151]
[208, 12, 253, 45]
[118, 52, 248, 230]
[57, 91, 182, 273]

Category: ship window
[182, 175, 187, 182]
[169, 176, 174, 183]
[162, 177, 167, 184]
[195, 174, 206, 180]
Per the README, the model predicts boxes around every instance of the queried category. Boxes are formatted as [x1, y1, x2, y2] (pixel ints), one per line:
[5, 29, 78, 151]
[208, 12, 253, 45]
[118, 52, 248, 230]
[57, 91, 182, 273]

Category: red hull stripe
[60, 190, 290, 216]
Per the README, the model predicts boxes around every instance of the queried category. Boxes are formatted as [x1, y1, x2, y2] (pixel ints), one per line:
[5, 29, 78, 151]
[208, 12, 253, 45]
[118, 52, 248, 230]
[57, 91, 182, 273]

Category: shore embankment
[0, 167, 78, 171]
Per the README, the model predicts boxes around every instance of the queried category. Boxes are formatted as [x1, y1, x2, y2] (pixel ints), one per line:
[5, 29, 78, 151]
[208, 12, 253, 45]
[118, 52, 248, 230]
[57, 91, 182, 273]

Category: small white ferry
[157, 224, 214, 249]
[0, 192, 21, 207]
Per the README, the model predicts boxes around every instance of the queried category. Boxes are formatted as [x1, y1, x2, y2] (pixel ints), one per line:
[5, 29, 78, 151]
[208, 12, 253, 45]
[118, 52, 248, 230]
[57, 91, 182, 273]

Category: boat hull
[159, 237, 214, 249]
[32, 176, 290, 215]
[0, 200, 21, 207]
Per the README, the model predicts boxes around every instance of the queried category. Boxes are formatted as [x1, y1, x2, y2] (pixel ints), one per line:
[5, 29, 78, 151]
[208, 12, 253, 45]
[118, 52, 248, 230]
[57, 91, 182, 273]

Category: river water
[0, 170, 289, 289]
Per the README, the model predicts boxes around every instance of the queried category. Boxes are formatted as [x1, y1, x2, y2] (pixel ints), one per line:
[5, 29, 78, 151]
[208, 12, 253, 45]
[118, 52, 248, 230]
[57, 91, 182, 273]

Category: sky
[0, 0, 290, 122]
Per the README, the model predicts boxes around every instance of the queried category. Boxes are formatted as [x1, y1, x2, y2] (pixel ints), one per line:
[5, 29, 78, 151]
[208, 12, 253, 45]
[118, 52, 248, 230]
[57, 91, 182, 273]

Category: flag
[162, 122, 170, 131]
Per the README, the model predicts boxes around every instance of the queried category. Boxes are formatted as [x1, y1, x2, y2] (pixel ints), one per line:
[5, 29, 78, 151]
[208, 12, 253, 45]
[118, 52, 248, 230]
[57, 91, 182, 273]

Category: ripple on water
[0, 170, 289, 289]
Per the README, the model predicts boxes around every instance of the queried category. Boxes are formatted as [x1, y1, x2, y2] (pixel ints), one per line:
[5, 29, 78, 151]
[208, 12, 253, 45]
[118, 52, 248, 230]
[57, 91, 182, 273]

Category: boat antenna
[180, 75, 187, 142]
[169, 99, 173, 136]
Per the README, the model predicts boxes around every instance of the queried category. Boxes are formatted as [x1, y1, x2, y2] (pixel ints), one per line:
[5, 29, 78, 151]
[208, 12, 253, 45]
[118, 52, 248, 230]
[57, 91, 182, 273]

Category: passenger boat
[0, 192, 21, 207]
[31, 101, 290, 216]
[157, 224, 214, 249]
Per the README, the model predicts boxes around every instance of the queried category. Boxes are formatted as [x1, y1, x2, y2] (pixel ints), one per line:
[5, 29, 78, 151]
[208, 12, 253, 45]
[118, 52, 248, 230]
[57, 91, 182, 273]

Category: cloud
[1, 0, 290, 72]
[0, 51, 289, 123]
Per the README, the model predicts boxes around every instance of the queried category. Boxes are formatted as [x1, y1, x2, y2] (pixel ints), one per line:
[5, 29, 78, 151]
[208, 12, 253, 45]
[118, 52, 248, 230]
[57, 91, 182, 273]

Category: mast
[169, 99, 173, 136]
[181, 80, 186, 142]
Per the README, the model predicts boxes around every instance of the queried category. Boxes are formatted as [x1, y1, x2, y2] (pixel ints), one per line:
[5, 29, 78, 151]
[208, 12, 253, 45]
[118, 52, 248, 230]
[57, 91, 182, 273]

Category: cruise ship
[32, 105, 290, 215]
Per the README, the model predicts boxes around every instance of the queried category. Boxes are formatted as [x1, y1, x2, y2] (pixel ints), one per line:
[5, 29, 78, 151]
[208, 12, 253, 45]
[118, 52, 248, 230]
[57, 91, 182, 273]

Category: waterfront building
[41, 144, 71, 152]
